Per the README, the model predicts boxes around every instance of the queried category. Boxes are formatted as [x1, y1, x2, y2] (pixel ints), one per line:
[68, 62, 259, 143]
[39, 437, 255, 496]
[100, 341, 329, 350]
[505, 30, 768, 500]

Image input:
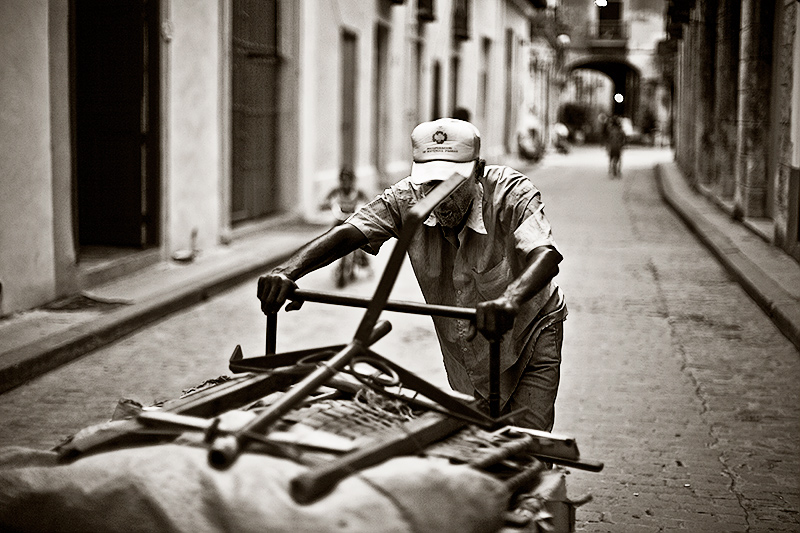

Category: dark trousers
[503, 321, 563, 431]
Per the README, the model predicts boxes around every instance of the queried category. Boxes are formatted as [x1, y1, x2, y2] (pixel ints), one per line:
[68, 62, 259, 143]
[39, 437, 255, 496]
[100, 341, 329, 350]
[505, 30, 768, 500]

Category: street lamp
[614, 93, 624, 103]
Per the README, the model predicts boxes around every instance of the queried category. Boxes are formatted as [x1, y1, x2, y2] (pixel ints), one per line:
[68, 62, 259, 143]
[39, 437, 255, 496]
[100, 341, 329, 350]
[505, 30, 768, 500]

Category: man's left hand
[470, 298, 518, 341]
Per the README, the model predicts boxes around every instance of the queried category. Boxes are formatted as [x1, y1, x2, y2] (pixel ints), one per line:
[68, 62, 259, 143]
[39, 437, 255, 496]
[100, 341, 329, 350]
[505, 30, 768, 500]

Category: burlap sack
[0, 444, 509, 533]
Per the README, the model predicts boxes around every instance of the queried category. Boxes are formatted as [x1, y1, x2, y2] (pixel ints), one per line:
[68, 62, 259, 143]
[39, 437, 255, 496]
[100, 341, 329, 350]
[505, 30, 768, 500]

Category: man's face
[422, 173, 476, 229]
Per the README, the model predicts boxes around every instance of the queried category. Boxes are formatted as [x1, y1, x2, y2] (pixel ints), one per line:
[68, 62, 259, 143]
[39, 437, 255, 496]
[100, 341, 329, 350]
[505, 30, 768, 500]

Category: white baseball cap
[410, 118, 481, 184]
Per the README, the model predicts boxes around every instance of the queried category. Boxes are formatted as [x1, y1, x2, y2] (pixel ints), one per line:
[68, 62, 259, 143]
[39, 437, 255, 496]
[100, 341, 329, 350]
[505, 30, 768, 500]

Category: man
[606, 116, 626, 177]
[257, 118, 567, 431]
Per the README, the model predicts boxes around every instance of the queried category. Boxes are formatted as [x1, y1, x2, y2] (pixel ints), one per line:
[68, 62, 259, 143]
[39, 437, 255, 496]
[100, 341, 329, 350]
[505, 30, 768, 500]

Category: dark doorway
[73, 0, 160, 248]
[372, 23, 389, 178]
[341, 30, 358, 173]
[231, 0, 281, 224]
[449, 54, 461, 117]
[431, 60, 442, 120]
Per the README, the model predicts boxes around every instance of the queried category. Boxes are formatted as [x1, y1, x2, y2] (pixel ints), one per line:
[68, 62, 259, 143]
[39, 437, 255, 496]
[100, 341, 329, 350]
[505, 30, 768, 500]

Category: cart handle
[291, 289, 476, 320]
[266, 289, 502, 418]
[265, 290, 475, 356]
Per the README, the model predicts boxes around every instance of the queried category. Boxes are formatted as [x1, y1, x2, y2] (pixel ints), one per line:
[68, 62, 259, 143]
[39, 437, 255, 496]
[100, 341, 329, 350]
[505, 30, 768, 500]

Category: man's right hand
[255, 222, 370, 315]
[257, 271, 301, 315]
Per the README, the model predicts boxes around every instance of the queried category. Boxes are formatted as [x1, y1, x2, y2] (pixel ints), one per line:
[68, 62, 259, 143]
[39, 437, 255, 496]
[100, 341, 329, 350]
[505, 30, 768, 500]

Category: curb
[655, 163, 800, 352]
[0, 243, 308, 395]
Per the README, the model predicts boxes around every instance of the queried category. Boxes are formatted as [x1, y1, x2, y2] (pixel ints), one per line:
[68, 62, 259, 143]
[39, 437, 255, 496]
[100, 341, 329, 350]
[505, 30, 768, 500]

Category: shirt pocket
[471, 259, 510, 302]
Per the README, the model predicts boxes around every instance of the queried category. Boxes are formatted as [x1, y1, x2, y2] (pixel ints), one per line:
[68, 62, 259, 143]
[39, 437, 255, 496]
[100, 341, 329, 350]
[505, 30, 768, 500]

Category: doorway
[341, 30, 358, 173]
[372, 23, 389, 180]
[73, 0, 160, 250]
[231, 0, 281, 224]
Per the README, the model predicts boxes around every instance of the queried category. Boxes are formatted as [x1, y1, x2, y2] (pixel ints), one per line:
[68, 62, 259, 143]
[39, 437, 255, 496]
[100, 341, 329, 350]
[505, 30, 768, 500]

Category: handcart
[1, 173, 602, 533]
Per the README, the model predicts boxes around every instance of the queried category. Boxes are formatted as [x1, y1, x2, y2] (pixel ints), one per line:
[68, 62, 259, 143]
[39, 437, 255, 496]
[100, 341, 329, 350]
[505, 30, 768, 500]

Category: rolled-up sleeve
[345, 186, 404, 255]
[490, 170, 559, 261]
[513, 195, 559, 258]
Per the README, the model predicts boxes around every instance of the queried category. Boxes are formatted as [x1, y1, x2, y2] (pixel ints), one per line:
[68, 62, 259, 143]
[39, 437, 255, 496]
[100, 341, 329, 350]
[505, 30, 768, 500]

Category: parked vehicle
[517, 127, 545, 161]
[553, 123, 570, 154]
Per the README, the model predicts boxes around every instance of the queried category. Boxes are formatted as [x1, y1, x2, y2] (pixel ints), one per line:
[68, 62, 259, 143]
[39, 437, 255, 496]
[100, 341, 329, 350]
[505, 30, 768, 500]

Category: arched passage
[565, 57, 641, 120]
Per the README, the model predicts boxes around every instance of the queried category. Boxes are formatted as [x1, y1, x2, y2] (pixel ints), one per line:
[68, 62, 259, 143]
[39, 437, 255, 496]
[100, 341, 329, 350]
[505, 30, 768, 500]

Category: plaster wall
[735, 0, 773, 217]
[480, 1, 508, 159]
[296, 0, 538, 221]
[526, 39, 557, 138]
[164, 0, 223, 254]
[275, 0, 301, 216]
[627, 12, 664, 80]
[384, 4, 415, 184]
[774, 0, 799, 258]
[297, 0, 376, 218]
[474, 0, 530, 160]
[48, 0, 77, 297]
[672, 0, 799, 260]
[0, 0, 56, 315]
[714, 0, 739, 198]
[297, 0, 319, 218]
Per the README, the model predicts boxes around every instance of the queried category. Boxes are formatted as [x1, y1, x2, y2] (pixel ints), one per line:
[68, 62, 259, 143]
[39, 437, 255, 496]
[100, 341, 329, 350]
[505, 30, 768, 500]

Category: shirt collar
[422, 181, 487, 235]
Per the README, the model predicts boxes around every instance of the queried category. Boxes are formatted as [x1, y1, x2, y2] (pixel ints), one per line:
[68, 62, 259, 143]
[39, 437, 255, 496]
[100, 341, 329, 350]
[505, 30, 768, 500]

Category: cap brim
[410, 160, 476, 185]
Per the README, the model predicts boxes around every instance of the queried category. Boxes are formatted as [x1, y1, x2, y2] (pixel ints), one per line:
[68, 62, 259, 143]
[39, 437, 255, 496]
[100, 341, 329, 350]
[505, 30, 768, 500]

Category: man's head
[339, 167, 355, 191]
[410, 118, 482, 228]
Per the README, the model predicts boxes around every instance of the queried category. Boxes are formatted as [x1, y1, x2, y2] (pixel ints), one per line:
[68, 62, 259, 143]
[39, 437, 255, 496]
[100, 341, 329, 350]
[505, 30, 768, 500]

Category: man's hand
[256, 271, 302, 315]
[471, 297, 519, 341]
[467, 246, 561, 341]
[255, 223, 370, 315]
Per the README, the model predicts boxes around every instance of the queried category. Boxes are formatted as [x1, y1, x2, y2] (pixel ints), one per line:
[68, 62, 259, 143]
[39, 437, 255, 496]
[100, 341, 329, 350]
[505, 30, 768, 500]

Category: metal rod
[290, 411, 466, 504]
[469, 434, 534, 470]
[208, 320, 393, 469]
[489, 339, 500, 418]
[266, 312, 277, 355]
[352, 173, 468, 344]
[209, 343, 364, 468]
[291, 289, 476, 321]
[505, 460, 546, 493]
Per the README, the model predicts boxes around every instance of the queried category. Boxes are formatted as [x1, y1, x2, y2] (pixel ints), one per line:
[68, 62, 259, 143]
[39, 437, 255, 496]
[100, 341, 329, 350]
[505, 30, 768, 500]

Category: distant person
[321, 167, 369, 225]
[606, 117, 626, 177]
[258, 118, 567, 431]
[517, 112, 545, 162]
[553, 122, 570, 154]
[320, 168, 371, 286]
[452, 107, 471, 122]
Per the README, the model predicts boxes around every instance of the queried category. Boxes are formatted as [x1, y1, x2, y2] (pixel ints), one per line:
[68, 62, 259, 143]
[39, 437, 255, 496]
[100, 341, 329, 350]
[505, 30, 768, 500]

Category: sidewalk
[655, 161, 800, 352]
[0, 222, 328, 394]
[1, 161, 799, 395]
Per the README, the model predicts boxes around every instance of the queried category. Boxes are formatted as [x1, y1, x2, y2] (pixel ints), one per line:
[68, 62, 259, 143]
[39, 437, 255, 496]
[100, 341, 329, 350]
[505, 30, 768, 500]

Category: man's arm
[474, 245, 562, 340]
[257, 223, 369, 314]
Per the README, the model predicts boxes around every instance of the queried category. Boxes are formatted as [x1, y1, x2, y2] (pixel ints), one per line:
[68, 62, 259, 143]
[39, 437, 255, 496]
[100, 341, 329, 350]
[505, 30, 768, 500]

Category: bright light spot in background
[614, 93, 624, 103]
[595, 0, 608, 6]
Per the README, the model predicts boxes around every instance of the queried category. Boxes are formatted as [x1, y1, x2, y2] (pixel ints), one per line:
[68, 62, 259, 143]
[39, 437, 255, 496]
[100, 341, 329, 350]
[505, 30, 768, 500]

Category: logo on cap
[432, 130, 447, 144]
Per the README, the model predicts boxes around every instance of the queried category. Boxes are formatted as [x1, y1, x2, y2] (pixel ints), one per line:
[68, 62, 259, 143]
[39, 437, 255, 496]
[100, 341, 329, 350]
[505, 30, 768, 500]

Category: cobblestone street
[0, 146, 797, 531]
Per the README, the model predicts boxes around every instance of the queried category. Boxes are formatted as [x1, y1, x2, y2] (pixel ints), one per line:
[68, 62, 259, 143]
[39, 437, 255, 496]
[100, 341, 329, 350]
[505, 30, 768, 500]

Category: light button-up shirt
[346, 165, 565, 405]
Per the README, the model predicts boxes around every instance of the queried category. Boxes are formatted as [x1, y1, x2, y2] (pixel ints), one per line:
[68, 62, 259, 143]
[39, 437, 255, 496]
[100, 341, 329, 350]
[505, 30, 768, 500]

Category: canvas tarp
[0, 443, 510, 533]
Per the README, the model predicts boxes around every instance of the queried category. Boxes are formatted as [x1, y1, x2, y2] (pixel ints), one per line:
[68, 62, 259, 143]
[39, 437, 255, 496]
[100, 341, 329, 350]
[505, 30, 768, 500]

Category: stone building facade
[668, 0, 800, 261]
[0, 0, 555, 317]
